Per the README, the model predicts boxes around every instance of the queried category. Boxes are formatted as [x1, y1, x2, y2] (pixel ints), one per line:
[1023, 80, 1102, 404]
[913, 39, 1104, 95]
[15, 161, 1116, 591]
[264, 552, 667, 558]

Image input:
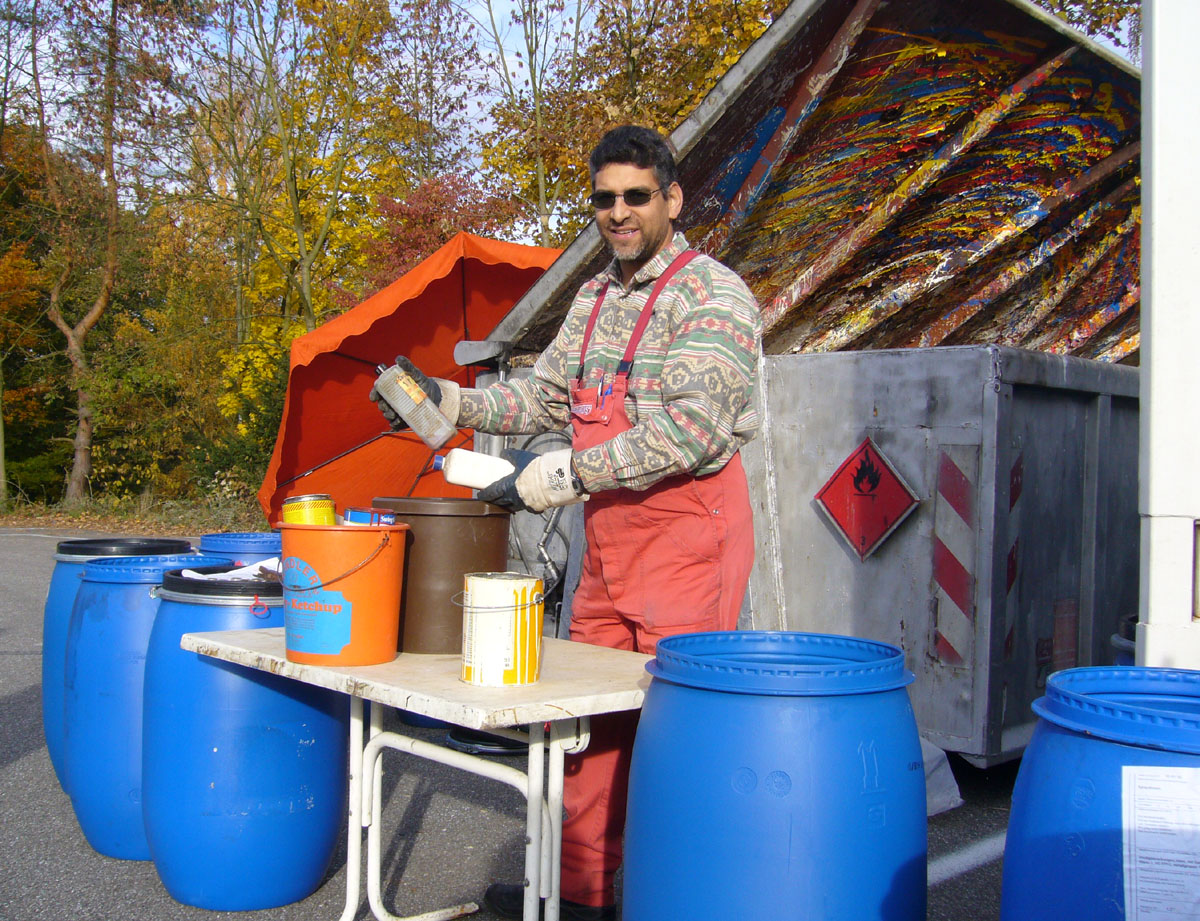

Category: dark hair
[589, 125, 678, 189]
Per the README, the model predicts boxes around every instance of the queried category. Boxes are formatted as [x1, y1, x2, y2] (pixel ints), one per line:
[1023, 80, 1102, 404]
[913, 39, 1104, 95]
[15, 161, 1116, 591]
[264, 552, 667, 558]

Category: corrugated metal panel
[496, 0, 1141, 364]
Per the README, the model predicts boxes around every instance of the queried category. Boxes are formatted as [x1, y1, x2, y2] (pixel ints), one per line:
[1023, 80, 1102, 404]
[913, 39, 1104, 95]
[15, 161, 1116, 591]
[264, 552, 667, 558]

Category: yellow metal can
[460, 572, 544, 687]
[281, 493, 336, 525]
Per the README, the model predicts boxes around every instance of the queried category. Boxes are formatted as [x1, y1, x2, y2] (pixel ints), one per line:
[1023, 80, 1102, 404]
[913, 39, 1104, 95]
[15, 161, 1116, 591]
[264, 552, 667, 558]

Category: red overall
[559, 252, 756, 907]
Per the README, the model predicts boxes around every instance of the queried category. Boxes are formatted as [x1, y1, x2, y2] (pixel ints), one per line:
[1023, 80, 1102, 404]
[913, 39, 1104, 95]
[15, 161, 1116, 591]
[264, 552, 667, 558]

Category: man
[374, 125, 761, 920]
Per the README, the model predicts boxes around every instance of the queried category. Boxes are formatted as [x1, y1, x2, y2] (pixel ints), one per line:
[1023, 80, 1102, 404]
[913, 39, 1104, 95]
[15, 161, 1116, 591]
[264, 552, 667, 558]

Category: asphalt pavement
[0, 525, 1013, 921]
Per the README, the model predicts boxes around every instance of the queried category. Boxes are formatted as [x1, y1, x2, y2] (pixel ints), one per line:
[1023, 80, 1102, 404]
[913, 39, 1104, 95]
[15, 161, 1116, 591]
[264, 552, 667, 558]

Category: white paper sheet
[1123, 765, 1200, 920]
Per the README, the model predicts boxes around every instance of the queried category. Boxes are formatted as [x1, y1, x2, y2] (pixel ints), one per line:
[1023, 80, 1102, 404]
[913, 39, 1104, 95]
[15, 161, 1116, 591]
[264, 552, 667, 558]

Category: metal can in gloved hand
[373, 364, 457, 449]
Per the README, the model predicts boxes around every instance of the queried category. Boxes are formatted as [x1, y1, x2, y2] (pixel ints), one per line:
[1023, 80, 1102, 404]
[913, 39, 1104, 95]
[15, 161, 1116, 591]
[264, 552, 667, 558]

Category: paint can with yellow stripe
[460, 572, 543, 686]
[280, 494, 336, 526]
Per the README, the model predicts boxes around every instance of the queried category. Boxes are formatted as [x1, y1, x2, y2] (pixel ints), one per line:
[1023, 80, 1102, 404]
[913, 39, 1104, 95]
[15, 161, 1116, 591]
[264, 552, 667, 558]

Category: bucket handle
[287, 533, 391, 593]
[451, 589, 545, 610]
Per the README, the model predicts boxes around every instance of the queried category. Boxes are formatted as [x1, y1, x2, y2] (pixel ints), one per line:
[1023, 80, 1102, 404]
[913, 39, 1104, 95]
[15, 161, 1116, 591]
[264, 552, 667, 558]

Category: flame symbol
[853, 453, 882, 493]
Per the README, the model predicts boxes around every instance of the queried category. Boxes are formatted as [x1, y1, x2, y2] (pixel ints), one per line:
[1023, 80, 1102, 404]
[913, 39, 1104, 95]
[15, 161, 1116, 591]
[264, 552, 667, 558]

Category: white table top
[181, 628, 653, 730]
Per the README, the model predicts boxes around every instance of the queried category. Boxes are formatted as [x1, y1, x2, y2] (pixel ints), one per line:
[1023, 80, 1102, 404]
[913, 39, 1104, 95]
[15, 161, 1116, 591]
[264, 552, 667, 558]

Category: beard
[603, 223, 668, 267]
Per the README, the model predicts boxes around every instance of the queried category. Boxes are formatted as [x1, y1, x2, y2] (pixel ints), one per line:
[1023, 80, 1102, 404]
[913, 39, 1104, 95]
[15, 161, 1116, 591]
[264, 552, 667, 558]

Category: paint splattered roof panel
[497, 0, 1141, 364]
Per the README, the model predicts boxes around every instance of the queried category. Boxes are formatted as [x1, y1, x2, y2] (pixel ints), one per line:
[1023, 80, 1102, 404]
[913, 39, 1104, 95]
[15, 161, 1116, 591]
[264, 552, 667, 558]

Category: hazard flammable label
[815, 437, 919, 561]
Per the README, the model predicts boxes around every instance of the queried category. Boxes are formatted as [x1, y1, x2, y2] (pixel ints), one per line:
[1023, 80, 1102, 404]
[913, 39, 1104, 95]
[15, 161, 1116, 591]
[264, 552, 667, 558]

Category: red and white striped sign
[1003, 453, 1024, 661]
[933, 447, 979, 666]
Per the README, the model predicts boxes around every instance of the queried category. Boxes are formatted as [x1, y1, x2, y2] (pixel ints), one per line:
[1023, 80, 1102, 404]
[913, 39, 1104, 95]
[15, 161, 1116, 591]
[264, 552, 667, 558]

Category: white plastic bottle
[433, 448, 516, 489]
[373, 363, 458, 449]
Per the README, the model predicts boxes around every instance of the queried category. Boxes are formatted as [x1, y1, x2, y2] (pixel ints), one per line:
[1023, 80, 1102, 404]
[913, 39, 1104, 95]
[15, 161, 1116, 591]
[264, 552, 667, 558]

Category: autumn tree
[78, 195, 255, 500]
[355, 0, 522, 295]
[357, 174, 523, 297]
[0, 0, 34, 151]
[1037, 0, 1141, 61]
[472, 0, 794, 245]
[388, 0, 481, 180]
[473, 0, 597, 245]
[0, 0, 37, 501]
[29, 0, 200, 502]
[588, 0, 789, 129]
[0, 237, 43, 502]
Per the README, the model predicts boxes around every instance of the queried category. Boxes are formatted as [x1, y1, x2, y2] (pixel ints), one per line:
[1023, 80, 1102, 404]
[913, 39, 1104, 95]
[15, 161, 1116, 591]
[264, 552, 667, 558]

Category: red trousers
[558, 456, 754, 907]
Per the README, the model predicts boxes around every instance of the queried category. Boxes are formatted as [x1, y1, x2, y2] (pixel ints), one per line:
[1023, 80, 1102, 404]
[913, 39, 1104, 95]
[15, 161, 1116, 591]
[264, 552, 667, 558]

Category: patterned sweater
[457, 233, 762, 493]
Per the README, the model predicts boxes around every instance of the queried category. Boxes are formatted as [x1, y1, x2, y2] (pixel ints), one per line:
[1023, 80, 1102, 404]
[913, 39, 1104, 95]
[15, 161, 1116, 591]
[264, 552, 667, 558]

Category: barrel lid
[648, 631, 914, 696]
[54, 537, 192, 560]
[81, 554, 230, 584]
[1034, 667, 1200, 754]
[372, 496, 509, 517]
[198, 531, 282, 554]
[161, 565, 283, 598]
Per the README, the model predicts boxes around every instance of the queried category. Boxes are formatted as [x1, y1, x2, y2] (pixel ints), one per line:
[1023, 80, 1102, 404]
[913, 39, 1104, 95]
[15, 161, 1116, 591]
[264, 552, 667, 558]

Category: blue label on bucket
[282, 556, 352, 655]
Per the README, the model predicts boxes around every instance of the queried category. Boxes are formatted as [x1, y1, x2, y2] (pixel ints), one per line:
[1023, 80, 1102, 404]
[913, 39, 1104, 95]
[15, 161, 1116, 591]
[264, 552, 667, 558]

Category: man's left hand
[477, 448, 583, 513]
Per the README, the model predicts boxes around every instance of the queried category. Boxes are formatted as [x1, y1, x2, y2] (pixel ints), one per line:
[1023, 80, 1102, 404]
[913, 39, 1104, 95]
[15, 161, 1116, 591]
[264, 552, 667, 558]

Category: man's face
[592, 162, 682, 281]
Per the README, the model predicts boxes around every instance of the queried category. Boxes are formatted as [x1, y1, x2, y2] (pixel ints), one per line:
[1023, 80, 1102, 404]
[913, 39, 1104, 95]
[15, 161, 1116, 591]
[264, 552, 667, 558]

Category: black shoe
[483, 882, 616, 920]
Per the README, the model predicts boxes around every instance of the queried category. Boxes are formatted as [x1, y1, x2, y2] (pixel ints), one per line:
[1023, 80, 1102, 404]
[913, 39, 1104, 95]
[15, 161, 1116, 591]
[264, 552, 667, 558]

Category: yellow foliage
[217, 316, 306, 437]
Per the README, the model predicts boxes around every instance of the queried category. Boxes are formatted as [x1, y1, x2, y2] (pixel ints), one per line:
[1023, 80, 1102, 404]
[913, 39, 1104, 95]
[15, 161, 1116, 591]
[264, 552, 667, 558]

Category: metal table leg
[360, 725, 557, 921]
[352, 714, 592, 921]
[338, 697, 365, 921]
[544, 717, 590, 921]
[524, 723, 545, 921]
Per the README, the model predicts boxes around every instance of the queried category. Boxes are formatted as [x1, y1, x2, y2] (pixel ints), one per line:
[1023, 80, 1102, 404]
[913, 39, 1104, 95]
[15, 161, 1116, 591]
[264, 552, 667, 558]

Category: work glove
[369, 356, 460, 429]
[477, 448, 585, 513]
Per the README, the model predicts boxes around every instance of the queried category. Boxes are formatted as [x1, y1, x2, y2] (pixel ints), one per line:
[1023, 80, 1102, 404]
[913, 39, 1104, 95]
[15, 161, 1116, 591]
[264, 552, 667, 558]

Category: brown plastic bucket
[372, 497, 510, 654]
[279, 522, 409, 665]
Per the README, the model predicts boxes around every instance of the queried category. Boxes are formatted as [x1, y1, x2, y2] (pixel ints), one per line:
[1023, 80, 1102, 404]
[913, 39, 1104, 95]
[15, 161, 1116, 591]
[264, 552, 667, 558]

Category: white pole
[1138, 0, 1200, 667]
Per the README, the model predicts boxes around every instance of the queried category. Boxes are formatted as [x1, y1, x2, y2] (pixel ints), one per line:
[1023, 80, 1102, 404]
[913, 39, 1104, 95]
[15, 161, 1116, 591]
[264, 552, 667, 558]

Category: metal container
[342, 507, 397, 526]
[460, 572, 544, 686]
[742, 345, 1139, 764]
[371, 497, 510, 653]
[280, 493, 335, 525]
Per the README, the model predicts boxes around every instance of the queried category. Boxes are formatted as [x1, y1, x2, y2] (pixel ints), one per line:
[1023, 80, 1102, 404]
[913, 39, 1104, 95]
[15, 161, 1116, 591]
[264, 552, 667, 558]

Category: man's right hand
[369, 356, 460, 430]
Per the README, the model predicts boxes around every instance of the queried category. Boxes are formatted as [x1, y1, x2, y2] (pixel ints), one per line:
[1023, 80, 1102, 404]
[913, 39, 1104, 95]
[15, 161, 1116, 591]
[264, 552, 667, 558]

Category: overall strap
[575, 250, 699, 382]
[576, 281, 611, 381]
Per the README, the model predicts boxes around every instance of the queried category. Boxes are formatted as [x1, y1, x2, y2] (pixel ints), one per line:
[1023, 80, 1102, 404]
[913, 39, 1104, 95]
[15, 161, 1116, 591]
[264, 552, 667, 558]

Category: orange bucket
[279, 522, 409, 666]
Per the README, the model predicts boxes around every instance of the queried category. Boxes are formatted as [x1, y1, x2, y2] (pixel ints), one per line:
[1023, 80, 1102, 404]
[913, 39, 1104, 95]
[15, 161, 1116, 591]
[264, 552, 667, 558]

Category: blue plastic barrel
[1110, 612, 1138, 666]
[1001, 667, 1200, 921]
[624, 631, 927, 921]
[41, 537, 192, 791]
[62, 553, 226, 859]
[143, 566, 348, 909]
[198, 531, 281, 565]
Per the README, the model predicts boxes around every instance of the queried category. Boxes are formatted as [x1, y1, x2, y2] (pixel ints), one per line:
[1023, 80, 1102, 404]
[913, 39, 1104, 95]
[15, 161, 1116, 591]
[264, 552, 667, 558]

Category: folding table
[181, 628, 651, 921]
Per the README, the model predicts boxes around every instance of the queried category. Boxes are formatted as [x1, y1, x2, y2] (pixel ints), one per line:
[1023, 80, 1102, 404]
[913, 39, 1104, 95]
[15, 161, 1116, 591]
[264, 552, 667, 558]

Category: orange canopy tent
[257, 232, 561, 523]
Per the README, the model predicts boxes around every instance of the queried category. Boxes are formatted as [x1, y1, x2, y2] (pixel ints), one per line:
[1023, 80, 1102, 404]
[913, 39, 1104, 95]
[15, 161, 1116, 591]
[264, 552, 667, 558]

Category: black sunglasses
[588, 187, 662, 210]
